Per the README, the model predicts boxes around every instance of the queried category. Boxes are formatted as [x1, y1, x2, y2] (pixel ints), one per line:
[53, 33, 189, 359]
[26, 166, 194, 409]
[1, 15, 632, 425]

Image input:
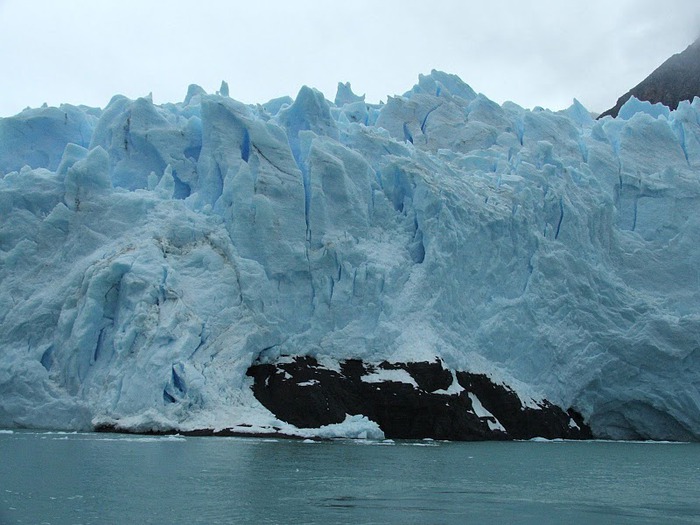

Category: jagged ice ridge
[1, 72, 699, 440]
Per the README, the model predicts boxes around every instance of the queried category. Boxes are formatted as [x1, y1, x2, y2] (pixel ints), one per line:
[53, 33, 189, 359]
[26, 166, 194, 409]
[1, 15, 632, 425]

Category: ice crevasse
[0, 72, 699, 440]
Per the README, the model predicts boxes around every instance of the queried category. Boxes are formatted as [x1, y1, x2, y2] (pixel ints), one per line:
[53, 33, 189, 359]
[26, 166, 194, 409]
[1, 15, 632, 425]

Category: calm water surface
[1, 430, 698, 524]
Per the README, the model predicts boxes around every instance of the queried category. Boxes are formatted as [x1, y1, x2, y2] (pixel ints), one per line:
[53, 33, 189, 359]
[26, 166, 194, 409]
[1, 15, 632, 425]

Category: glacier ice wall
[1, 73, 699, 440]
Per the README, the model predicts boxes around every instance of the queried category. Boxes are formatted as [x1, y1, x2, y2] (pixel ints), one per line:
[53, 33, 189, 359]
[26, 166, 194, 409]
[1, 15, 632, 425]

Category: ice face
[0, 104, 97, 174]
[616, 96, 671, 121]
[1, 70, 699, 441]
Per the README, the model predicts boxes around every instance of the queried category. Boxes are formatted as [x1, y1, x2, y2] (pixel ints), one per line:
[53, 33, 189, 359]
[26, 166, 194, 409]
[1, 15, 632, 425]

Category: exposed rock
[246, 356, 592, 441]
[599, 39, 700, 118]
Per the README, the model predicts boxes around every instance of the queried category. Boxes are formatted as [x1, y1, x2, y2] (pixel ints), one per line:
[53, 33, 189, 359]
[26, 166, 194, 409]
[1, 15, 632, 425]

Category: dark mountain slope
[599, 39, 700, 118]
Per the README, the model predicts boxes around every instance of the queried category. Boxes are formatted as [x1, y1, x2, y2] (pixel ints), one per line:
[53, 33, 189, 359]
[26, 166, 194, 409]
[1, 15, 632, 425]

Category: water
[1, 431, 698, 525]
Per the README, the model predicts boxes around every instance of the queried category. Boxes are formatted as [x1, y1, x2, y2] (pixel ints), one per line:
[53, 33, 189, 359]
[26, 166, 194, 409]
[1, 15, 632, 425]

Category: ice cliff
[1, 72, 699, 440]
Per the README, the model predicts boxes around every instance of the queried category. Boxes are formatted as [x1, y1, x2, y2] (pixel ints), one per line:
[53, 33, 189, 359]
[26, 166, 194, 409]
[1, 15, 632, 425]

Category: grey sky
[1, 0, 699, 117]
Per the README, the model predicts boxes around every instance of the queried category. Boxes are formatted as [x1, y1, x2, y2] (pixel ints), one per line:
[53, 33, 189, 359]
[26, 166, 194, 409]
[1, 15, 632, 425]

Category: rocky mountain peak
[599, 38, 700, 118]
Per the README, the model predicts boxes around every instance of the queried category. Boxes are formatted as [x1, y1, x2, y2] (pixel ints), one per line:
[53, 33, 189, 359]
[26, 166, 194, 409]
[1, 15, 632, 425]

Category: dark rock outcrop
[246, 356, 592, 441]
[599, 39, 700, 119]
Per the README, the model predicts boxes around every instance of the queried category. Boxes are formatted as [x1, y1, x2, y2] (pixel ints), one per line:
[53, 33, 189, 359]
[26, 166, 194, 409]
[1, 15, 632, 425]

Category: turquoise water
[1, 431, 698, 524]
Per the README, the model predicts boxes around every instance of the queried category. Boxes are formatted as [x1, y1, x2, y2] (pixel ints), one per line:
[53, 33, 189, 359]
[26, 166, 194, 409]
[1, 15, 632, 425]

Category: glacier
[1, 71, 699, 441]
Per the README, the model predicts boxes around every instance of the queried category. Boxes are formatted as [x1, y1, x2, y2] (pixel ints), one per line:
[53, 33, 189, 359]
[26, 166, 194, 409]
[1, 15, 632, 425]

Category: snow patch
[361, 369, 418, 388]
[433, 370, 465, 395]
[314, 356, 342, 373]
[468, 392, 506, 432]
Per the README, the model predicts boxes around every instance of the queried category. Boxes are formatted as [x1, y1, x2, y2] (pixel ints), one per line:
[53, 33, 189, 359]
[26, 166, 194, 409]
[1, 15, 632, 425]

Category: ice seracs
[1, 71, 699, 441]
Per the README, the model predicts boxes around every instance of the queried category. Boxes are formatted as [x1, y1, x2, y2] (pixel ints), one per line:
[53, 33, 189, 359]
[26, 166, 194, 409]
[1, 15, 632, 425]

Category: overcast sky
[1, 0, 699, 117]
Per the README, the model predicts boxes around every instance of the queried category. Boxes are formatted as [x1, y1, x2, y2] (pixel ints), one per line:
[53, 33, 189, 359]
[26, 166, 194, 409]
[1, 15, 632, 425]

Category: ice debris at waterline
[1, 72, 699, 441]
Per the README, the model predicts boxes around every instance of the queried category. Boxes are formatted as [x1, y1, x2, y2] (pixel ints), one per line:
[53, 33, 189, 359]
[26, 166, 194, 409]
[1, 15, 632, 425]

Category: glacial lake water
[1, 430, 699, 525]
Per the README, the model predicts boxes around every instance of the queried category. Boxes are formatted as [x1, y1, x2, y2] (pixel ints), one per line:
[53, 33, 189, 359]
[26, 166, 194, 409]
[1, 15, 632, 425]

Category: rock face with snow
[247, 357, 591, 440]
[1, 71, 699, 441]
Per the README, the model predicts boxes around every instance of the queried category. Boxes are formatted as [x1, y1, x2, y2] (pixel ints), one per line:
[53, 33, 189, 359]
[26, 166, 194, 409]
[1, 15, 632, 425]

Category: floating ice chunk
[303, 415, 385, 440]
